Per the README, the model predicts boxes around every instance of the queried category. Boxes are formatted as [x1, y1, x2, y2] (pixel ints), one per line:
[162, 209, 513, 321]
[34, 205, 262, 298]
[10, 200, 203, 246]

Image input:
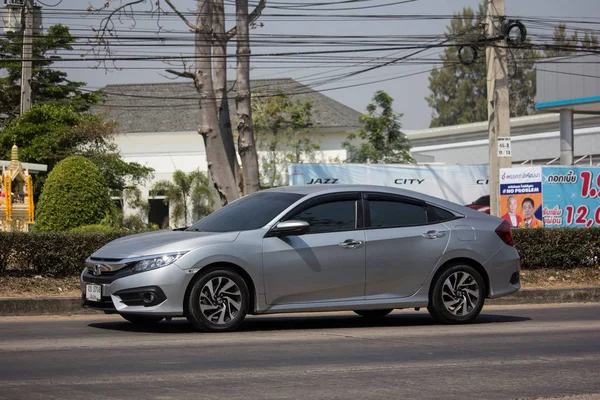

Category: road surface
[0, 303, 599, 400]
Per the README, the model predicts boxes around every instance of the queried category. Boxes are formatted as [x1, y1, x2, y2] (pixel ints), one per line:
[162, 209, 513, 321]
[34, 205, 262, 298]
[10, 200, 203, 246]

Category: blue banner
[541, 167, 600, 228]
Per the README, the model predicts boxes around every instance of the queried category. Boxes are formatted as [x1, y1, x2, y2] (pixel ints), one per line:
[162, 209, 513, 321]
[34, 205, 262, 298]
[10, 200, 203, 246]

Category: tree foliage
[426, 3, 600, 128]
[543, 23, 600, 58]
[151, 170, 214, 228]
[0, 103, 153, 199]
[36, 156, 113, 232]
[252, 92, 320, 187]
[343, 90, 413, 164]
[0, 24, 101, 121]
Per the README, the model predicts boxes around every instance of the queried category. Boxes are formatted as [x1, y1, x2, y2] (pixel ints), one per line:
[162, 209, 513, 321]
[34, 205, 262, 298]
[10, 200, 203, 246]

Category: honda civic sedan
[81, 185, 520, 332]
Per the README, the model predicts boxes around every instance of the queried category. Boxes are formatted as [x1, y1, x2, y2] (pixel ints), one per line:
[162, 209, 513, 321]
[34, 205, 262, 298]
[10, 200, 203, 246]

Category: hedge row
[0, 231, 129, 277]
[512, 228, 600, 270]
[0, 228, 599, 278]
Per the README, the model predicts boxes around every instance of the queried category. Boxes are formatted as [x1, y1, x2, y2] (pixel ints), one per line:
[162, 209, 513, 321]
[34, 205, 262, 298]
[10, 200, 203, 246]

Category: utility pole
[20, 0, 34, 115]
[485, 0, 511, 217]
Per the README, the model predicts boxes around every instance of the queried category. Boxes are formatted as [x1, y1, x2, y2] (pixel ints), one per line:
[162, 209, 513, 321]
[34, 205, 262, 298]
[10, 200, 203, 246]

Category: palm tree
[151, 170, 214, 228]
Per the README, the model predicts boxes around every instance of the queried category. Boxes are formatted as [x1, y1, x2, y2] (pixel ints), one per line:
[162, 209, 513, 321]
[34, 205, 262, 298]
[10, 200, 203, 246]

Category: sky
[4, 0, 600, 129]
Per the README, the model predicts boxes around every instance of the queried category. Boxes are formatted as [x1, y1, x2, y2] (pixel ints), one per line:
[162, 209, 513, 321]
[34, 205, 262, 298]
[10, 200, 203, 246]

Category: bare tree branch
[163, 0, 199, 32]
[226, 0, 266, 41]
[87, 0, 148, 70]
[166, 69, 195, 79]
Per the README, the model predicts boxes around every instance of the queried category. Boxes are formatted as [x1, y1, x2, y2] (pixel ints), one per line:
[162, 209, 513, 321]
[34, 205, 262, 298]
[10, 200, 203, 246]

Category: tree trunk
[235, 0, 260, 195]
[213, 0, 244, 197]
[195, 0, 239, 205]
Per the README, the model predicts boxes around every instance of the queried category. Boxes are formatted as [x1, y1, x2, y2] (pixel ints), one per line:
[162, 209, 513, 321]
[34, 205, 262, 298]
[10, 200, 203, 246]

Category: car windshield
[187, 191, 305, 232]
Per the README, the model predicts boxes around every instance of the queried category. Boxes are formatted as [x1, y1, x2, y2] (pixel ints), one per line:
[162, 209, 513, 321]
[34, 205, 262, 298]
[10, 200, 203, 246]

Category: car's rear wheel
[186, 268, 249, 332]
[353, 309, 393, 318]
[428, 264, 485, 324]
[120, 314, 164, 326]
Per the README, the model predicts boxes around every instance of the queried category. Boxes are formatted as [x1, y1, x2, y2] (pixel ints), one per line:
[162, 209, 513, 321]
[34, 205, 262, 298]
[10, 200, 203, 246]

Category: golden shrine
[0, 145, 35, 232]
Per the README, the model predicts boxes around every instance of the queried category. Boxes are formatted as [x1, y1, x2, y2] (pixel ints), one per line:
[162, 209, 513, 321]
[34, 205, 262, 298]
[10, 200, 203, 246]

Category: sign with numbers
[541, 167, 600, 228]
[498, 137, 512, 157]
[500, 166, 600, 228]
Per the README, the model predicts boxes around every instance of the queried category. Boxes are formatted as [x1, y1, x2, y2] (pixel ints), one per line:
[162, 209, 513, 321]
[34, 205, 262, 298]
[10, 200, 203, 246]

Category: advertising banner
[499, 167, 544, 229]
[288, 164, 489, 205]
[541, 167, 600, 228]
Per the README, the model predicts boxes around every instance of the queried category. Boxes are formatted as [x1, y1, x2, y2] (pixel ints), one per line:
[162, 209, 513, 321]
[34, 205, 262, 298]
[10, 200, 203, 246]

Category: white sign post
[498, 137, 512, 157]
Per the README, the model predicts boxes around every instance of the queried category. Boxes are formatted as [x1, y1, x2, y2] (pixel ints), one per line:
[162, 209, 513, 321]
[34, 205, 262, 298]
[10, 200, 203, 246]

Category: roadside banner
[288, 164, 489, 205]
[541, 167, 600, 228]
[500, 166, 600, 228]
[499, 167, 543, 229]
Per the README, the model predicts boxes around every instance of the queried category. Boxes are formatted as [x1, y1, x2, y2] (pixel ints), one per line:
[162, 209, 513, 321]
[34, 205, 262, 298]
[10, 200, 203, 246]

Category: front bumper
[81, 263, 193, 316]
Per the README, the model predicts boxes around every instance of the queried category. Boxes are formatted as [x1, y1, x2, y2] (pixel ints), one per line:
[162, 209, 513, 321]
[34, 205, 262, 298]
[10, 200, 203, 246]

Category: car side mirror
[270, 220, 309, 237]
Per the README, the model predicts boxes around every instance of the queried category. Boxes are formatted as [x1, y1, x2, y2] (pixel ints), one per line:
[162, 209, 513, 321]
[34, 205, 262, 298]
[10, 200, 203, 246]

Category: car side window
[368, 200, 428, 228]
[428, 205, 456, 223]
[289, 200, 356, 234]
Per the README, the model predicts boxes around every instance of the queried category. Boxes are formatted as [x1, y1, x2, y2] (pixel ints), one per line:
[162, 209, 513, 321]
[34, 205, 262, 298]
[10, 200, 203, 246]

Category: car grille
[83, 267, 134, 284]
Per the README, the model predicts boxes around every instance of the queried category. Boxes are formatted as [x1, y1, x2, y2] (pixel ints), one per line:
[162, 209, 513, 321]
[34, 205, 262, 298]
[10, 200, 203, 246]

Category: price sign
[542, 167, 600, 228]
[498, 137, 512, 157]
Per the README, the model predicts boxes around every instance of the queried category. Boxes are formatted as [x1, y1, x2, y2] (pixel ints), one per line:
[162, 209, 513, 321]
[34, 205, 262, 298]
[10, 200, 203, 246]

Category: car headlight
[131, 253, 187, 273]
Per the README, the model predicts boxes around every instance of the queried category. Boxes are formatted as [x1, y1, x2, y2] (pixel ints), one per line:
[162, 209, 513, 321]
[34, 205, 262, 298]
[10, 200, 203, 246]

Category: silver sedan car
[81, 185, 520, 332]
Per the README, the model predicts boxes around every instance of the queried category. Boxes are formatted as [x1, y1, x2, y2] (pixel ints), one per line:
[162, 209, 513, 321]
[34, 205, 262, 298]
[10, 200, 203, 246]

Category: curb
[0, 288, 599, 316]
[487, 287, 600, 305]
[0, 297, 95, 316]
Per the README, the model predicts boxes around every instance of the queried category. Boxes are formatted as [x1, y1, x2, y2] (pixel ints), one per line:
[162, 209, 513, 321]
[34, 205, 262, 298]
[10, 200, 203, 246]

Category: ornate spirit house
[0, 145, 35, 232]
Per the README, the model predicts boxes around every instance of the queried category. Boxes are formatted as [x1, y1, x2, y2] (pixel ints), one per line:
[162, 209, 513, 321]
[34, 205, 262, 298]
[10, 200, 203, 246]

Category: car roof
[267, 184, 487, 217]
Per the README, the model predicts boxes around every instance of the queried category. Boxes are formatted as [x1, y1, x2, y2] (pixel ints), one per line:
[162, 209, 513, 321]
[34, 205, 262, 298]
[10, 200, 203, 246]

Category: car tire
[186, 268, 250, 332]
[353, 309, 393, 318]
[120, 314, 164, 326]
[428, 264, 485, 324]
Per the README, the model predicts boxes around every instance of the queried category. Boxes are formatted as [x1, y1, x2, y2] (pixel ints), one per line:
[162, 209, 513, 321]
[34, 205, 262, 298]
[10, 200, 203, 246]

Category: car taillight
[495, 220, 514, 246]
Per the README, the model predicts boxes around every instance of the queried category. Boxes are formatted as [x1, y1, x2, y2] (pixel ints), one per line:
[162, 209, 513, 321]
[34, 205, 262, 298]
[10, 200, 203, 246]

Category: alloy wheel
[441, 271, 480, 316]
[199, 277, 243, 325]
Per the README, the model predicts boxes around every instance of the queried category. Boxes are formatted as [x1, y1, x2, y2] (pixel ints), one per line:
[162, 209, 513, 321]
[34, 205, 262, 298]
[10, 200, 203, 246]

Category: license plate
[86, 284, 102, 302]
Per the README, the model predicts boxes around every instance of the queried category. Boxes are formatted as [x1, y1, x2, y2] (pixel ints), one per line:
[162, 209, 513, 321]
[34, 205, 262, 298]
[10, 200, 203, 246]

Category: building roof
[92, 78, 362, 134]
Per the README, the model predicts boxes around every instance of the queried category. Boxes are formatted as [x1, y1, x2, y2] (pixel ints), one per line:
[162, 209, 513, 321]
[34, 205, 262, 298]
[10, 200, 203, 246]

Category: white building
[95, 79, 366, 227]
[408, 113, 600, 166]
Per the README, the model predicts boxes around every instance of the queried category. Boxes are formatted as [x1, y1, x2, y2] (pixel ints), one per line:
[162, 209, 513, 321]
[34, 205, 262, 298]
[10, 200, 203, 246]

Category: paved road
[0, 304, 599, 400]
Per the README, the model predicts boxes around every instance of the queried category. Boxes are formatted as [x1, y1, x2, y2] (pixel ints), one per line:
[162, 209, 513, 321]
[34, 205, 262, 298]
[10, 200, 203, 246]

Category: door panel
[262, 193, 365, 305]
[263, 231, 366, 305]
[365, 223, 449, 298]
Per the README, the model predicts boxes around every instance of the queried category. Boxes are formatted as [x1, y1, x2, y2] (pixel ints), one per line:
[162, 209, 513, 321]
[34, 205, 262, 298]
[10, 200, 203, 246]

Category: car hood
[90, 230, 241, 260]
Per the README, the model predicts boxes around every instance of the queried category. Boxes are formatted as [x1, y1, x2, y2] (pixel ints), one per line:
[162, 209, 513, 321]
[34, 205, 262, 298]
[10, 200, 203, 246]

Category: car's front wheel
[120, 314, 164, 326]
[427, 264, 485, 324]
[353, 309, 393, 318]
[186, 268, 249, 332]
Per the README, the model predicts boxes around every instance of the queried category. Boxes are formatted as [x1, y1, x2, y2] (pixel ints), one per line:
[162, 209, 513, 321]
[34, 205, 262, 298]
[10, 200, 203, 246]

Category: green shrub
[70, 224, 120, 233]
[35, 156, 114, 232]
[0, 231, 129, 277]
[513, 227, 600, 270]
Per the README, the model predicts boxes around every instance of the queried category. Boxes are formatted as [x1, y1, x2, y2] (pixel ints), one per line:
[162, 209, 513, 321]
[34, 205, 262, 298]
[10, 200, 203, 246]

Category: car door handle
[339, 239, 363, 249]
[422, 230, 446, 239]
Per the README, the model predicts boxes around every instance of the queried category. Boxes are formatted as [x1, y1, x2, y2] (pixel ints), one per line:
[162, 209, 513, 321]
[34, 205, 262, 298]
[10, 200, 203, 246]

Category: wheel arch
[428, 258, 491, 299]
[183, 262, 258, 316]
